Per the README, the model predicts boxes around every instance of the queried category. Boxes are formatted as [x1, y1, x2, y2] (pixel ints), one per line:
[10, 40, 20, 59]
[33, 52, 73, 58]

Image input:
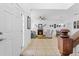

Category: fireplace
[38, 30, 43, 35]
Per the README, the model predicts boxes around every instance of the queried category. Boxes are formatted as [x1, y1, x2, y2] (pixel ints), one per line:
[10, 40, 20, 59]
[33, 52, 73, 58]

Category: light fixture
[39, 16, 46, 20]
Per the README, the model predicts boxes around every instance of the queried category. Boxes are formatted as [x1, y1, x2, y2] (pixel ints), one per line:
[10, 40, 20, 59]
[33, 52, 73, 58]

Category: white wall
[68, 4, 79, 35]
[23, 15, 31, 48]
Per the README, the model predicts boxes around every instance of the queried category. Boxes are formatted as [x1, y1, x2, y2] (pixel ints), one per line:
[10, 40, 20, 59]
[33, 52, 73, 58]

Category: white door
[0, 11, 22, 56]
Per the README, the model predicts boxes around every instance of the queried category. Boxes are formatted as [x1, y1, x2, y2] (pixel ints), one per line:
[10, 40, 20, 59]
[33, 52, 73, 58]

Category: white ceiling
[0, 3, 75, 17]
[18, 3, 74, 10]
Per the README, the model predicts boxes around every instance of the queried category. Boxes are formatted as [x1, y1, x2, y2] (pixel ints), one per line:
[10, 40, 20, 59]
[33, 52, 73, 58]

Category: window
[73, 20, 79, 29]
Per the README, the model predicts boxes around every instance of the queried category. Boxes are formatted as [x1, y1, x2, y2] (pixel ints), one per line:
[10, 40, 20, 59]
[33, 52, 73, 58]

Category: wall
[23, 15, 31, 48]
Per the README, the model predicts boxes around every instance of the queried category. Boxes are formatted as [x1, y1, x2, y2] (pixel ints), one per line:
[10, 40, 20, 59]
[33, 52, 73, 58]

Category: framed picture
[77, 21, 79, 28]
[27, 16, 31, 29]
[74, 21, 76, 29]
[50, 25, 51, 27]
[73, 20, 79, 29]
[52, 25, 53, 27]
[57, 25, 58, 27]
[54, 24, 56, 28]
